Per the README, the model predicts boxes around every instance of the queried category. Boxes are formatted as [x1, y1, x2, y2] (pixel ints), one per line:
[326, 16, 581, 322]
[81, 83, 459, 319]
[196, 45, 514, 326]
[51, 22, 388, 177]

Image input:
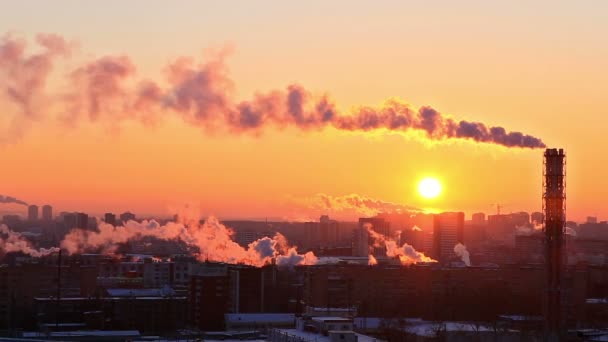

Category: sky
[1, 1, 607, 221]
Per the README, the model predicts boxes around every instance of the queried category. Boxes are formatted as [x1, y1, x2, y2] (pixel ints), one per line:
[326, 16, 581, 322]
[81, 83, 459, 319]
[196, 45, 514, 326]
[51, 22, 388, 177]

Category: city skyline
[1, 2, 607, 221]
[3, 2, 608, 340]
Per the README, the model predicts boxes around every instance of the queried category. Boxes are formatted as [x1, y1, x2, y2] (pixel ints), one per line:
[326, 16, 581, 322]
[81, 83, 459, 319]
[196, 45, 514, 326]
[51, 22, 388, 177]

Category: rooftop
[274, 329, 379, 342]
[312, 317, 353, 323]
[225, 313, 295, 324]
[23, 330, 141, 338]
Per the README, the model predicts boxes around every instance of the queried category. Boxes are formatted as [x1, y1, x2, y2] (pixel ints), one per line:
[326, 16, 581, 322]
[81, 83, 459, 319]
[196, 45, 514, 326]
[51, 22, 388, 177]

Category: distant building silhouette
[104, 213, 116, 226]
[531, 211, 544, 225]
[354, 217, 390, 257]
[2, 214, 20, 227]
[61, 212, 90, 230]
[305, 215, 339, 250]
[235, 230, 258, 247]
[319, 215, 339, 247]
[433, 212, 464, 262]
[41, 205, 52, 221]
[27, 205, 38, 221]
[63, 212, 77, 230]
[75, 212, 89, 229]
[472, 212, 486, 224]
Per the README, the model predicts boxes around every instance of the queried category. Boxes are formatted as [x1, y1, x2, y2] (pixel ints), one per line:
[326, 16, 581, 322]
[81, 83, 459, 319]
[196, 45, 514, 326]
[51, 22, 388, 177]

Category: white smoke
[366, 223, 435, 265]
[276, 248, 318, 267]
[368, 254, 378, 266]
[564, 226, 577, 237]
[59, 216, 318, 267]
[453, 243, 471, 266]
[0, 224, 59, 257]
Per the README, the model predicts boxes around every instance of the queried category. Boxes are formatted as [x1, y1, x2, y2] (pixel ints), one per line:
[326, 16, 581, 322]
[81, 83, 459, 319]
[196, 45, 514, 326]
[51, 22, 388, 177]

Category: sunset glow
[0, 2, 606, 221]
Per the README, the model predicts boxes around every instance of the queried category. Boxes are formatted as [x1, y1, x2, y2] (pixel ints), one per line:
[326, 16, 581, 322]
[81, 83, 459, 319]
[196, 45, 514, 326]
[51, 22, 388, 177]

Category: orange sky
[1, 1, 607, 221]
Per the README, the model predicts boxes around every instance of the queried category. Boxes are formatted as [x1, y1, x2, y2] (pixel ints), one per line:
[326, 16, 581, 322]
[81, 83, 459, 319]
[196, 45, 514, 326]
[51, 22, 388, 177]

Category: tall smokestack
[56, 249, 62, 329]
[543, 148, 565, 341]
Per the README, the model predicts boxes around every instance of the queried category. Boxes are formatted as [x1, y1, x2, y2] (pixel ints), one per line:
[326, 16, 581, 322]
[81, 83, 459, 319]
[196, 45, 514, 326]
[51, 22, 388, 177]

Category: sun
[418, 177, 442, 199]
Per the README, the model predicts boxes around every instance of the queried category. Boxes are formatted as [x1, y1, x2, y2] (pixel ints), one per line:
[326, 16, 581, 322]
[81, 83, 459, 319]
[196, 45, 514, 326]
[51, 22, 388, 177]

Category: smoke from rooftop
[59, 215, 316, 267]
[0, 224, 59, 257]
[454, 243, 471, 266]
[366, 223, 436, 265]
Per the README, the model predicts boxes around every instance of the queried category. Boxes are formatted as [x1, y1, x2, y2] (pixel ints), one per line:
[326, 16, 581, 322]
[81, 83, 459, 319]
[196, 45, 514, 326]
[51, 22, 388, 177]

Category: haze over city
[1, 1, 607, 221]
[1, 2, 608, 341]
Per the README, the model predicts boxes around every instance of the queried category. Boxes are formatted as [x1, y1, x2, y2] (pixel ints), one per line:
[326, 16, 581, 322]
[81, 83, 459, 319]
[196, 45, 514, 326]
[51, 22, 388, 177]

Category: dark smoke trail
[0, 33, 546, 149]
[0, 195, 28, 206]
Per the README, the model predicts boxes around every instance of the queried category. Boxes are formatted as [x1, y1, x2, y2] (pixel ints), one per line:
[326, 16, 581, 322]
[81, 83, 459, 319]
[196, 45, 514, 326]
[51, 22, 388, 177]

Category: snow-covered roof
[404, 322, 497, 337]
[312, 317, 352, 323]
[106, 287, 175, 297]
[587, 298, 608, 304]
[23, 330, 141, 338]
[274, 329, 379, 342]
[225, 313, 295, 324]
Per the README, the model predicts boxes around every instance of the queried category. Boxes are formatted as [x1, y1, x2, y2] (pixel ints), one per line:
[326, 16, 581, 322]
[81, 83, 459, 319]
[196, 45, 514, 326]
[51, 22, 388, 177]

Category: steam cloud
[564, 226, 577, 237]
[0, 224, 59, 257]
[0, 33, 546, 149]
[515, 224, 543, 236]
[453, 243, 471, 266]
[368, 254, 378, 266]
[366, 223, 435, 265]
[0, 195, 28, 206]
[59, 215, 316, 267]
[294, 193, 420, 218]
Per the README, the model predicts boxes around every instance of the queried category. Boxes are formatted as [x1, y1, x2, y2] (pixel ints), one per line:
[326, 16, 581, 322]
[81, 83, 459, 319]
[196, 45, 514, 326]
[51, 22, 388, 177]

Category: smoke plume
[515, 224, 542, 236]
[0, 195, 28, 206]
[0, 33, 546, 149]
[453, 243, 471, 266]
[294, 193, 420, 218]
[0, 224, 59, 257]
[564, 226, 577, 237]
[366, 223, 435, 265]
[276, 248, 318, 267]
[60, 215, 316, 267]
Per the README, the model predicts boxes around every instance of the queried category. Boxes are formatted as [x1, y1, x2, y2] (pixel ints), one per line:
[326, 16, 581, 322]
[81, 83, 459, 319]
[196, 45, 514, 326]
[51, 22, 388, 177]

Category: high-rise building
[75, 212, 89, 229]
[432, 212, 465, 262]
[235, 230, 258, 247]
[189, 264, 230, 330]
[305, 216, 340, 249]
[319, 215, 339, 247]
[27, 205, 38, 221]
[531, 212, 544, 225]
[304, 221, 319, 250]
[104, 213, 116, 226]
[2, 215, 20, 227]
[472, 212, 486, 224]
[509, 212, 530, 226]
[41, 205, 53, 221]
[63, 213, 77, 230]
[354, 217, 390, 257]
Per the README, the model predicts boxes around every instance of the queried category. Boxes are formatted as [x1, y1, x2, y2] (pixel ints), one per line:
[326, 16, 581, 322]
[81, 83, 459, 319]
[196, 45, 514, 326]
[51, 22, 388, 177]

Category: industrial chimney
[543, 148, 566, 341]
